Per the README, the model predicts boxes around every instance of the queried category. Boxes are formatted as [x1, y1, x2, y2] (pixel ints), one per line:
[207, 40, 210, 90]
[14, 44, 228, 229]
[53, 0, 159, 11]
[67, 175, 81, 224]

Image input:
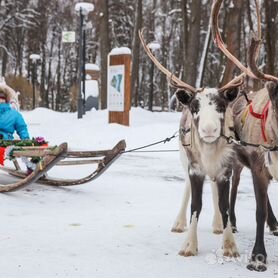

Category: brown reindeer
[211, 0, 278, 236]
[212, 0, 278, 271]
[139, 30, 241, 257]
[171, 0, 277, 238]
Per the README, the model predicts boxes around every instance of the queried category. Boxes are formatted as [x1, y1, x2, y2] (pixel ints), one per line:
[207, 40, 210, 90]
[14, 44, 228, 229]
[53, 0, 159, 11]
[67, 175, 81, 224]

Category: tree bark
[181, 0, 188, 80]
[220, 0, 243, 87]
[131, 0, 142, 107]
[265, 0, 277, 75]
[184, 0, 201, 87]
[45, 28, 55, 109]
[99, 0, 110, 109]
[148, 0, 157, 111]
[56, 33, 62, 111]
[40, 44, 46, 107]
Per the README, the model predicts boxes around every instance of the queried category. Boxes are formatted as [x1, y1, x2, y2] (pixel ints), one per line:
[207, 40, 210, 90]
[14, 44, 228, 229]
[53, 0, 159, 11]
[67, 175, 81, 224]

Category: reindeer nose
[202, 126, 218, 135]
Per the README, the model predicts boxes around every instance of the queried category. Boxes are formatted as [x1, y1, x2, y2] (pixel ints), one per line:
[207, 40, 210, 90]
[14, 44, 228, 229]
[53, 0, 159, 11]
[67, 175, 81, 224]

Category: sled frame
[0, 140, 126, 192]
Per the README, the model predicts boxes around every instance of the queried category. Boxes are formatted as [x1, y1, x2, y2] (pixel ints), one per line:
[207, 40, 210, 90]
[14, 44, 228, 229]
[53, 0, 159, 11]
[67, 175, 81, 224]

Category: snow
[147, 42, 161, 51]
[83, 80, 99, 97]
[0, 108, 278, 278]
[29, 54, 40, 62]
[85, 63, 100, 71]
[74, 3, 94, 15]
[109, 47, 131, 56]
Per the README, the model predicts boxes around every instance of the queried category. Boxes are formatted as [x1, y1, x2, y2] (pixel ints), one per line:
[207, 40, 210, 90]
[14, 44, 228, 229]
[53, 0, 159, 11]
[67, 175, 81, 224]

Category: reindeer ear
[175, 89, 194, 106]
[266, 81, 278, 102]
[222, 87, 239, 102]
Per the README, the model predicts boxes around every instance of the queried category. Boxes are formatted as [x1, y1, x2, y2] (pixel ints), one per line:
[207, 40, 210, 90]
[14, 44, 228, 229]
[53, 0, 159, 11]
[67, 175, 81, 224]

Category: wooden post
[108, 48, 131, 126]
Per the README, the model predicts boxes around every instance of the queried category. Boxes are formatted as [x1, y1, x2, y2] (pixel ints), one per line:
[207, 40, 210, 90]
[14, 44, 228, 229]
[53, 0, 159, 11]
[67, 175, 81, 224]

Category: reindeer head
[139, 30, 241, 144]
[175, 87, 238, 143]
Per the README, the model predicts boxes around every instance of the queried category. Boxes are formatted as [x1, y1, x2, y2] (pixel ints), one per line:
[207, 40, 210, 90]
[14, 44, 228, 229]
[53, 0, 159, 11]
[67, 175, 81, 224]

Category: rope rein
[220, 133, 278, 151]
[119, 124, 278, 155]
[121, 131, 180, 154]
[121, 128, 191, 153]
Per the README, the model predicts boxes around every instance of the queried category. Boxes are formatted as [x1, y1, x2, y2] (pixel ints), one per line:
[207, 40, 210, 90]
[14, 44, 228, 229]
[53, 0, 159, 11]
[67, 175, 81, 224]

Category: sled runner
[0, 140, 126, 192]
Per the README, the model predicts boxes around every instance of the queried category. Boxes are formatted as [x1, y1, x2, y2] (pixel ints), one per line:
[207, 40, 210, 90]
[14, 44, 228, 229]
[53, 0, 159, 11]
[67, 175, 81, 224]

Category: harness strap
[249, 100, 271, 143]
[241, 106, 249, 126]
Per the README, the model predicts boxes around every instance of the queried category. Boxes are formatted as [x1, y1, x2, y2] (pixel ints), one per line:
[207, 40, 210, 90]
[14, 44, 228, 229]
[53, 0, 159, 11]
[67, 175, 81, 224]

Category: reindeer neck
[190, 123, 234, 179]
[266, 107, 278, 145]
[233, 89, 275, 145]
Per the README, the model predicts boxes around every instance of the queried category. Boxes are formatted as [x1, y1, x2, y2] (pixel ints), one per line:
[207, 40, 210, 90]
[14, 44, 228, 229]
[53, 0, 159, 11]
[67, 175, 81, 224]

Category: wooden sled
[0, 140, 126, 192]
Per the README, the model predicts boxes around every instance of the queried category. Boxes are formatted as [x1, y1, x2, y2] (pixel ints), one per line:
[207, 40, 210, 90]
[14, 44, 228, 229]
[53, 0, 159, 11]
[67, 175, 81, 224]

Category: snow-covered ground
[0, 108, 277, 278]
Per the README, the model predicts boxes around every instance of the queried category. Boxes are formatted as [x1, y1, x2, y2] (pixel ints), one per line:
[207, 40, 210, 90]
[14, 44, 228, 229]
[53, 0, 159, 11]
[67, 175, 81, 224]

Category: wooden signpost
[108, 48, 131, 126]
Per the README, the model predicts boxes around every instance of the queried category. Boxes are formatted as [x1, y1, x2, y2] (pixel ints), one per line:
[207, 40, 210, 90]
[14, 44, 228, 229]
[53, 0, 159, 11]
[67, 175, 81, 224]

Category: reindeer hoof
[212, 220, 223, 234]
[213, 229, 223, 235]
[223, 240, 239, 257]
[178, 249, 197, 257]
[270, 227, 278, 236]
[247, 261, 267, 272]
[223, 250, 240, 257]
[231, 226, 238, 233]
[171, 222, 187, 233]
[212, 215, 223, 235]
[171, 227, 185, 233]
[178, 242, 198, 257]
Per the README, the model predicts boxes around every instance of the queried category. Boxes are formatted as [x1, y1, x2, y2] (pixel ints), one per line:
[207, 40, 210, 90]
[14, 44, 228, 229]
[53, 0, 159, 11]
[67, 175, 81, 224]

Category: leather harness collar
[249, 100, 271, 143]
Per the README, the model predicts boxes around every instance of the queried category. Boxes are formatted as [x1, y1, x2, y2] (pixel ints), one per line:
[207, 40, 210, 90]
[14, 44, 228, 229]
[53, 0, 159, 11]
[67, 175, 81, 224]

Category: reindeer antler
[248, 34, 278, 83]
[138, 29, 197, 93]
[211, 0, 260, 91]
[213, 0, 278, 84]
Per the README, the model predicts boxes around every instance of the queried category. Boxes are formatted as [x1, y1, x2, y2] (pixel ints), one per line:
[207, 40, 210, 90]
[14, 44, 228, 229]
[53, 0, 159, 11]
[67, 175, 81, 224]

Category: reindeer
[170, 0, 276, 237]
[139, 30, 241, 257]
[212, 0, 278, 271]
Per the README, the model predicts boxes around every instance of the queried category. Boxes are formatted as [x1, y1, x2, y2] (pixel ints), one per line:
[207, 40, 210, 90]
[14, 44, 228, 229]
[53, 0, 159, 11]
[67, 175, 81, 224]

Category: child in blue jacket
[0, 84, 29, 140]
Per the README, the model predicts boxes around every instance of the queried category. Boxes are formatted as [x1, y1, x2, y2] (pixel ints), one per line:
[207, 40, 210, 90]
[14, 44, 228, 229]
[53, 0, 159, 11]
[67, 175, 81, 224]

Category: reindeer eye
[216, 99, 226, 113]
[190, 99, 200, 114]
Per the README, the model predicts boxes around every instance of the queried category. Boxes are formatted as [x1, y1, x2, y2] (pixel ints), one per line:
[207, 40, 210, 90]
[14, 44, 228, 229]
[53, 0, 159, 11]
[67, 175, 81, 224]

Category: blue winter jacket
[0, 103, 30, 140]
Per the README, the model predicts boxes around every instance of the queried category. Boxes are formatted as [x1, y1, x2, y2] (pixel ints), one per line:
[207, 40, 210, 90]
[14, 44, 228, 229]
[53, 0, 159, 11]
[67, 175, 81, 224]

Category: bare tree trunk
[148, 0, 157, 111]
[220, 0, 243, 87]
[246, 0, 253, 31]
[1, 50, 8, 77]
[160, 0, 167, 110]
[1, 32, 9, 76]
[181, 0, 188, 80]
[265, 0, 277, 75]
[131, 0, 142, 107]
[184, 0, 201, 86]
[196, 23, 211, 88]
[45, 28, 55, 109]
[40, 44, 46, 107]
[99, 0, 110, 109]
[56, 34, 62, 111]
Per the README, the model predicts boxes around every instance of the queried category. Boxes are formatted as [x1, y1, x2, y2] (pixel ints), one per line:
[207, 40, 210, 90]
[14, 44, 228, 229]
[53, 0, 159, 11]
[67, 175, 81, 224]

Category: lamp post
[147, 42, 160, 111]
[29, 53, 41, 109]
[74, 2, 94, 119]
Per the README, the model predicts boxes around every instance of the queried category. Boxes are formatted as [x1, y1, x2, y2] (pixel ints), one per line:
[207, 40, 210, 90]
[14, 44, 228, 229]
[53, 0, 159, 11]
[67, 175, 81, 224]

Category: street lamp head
[147, 42, 161, 52]
[29, 54, 41, 63]
[75, 3, 94, 16]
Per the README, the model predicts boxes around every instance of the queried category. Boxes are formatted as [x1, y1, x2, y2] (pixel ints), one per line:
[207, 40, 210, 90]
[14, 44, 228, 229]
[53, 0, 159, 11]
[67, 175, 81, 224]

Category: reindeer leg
[179, 168, 204, 257]
[172, 142, 191, 233]
[247, 168, 269, 272]
[211, 181, 223, 234]
[217, 171, 239, 258]
[229, 163, 243, 233]
[266, 195, 278, 236]
[172, 178, 191, 233]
